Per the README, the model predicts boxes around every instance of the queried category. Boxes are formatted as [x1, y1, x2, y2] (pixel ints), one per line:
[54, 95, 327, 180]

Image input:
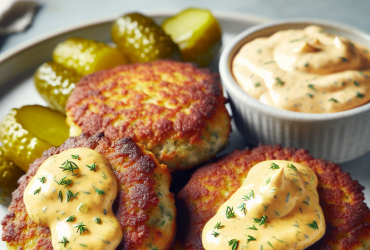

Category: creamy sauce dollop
[24, 148, 123, 250]
[202, 160, 325, 250]
[233, 25, 370, 113]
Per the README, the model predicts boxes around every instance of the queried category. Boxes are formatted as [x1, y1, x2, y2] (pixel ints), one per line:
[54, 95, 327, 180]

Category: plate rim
[0, 9, 270, 64]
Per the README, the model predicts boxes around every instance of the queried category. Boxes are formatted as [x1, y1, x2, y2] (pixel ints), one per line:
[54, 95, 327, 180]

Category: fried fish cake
[175, 145, 370, 250]
[66, 60, 231, 172]
[1, 133, 176, 250]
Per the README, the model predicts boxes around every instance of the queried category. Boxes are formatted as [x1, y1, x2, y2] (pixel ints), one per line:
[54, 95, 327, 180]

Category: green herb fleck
[307, 220, 319, 230]
[266, 177, 271, 185]
[354, 81, 360, 86]
[86, 163, 96, 171]
[211, 230, 220, 237]
[95, 188, 105, 195]
[58, 236, 69, 247]
[304, 62, 309, 67]
[103, 209, 107, 215]
[357, 92, 365, 98]
[226, 206, 235, 219]
[341, 57, 348, 62]
[303, 201, 310, 205]
[286, 193, 290, 203]
[33, 187, 41, 195]
[238, 203, 246, 214]
[293, 220, 299, 228]
[264, 61, 275, 65]
[74, 222, 88, 234]
[267, 241, 273, 248]
[270, 163, 280, 169]
[102, 172, 107, 179]
[253, 215, 268, 226]
[71, 154, 79, 159]
[38, 176, 46, 183]
[228, 239, 238, 249]
[255, 82, 261, 87]
[257, 49, 262, 54]
[246, 224, 258, 230]
[287, 163, 297, 171]
[328, 98, 339, 103]
[54, 176, 72, 187]
[58, 190, 63, 202]
[60, 160, 78, 173]
[247, 235, 256, 243]
[243, 190, 254, 200]
[274, 210, 280, 216]
[214, 222, 224, 229]
[79, 243, 87, 247]
[94, 217, 101, 224]
[276, 77, 284, 86]
[66, 215, 75, 222]
[308, 84, 316, 91]
[66, 190, 78, 202]
[349, 42, 355, 48]
[307, 93, 314, 98]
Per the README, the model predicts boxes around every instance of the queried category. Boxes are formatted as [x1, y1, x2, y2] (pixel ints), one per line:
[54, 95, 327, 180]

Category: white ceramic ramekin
[220, 19, 370, 163]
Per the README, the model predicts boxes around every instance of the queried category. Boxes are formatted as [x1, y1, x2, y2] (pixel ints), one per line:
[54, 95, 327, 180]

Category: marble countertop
[1, 0, 370, 53]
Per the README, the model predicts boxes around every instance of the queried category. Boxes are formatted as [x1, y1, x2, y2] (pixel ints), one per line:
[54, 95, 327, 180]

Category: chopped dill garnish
[307, 220, 319, 230]
[86, 163, 96, 171]
[242, 190, 254, 200]
[58, 236, 69, 247]
[58, 190, 63, 202]
[38, 175, 46, 183]
[60, 160, 78, 173]
[253, 215, 268, 226]
[54, 176, 72, 187]
[354, 81, 360, 86]
[270, 163, 280, 169]
[341, 57, 348, 62]
[228, 238, 238, 249]
[74, 222, 88, 234]
[94, 217, 101, 224]
[238, 203, 246, 214]
[307, 93, 314, 98]
[246, 224, 258, 230]
[276, 77, 284, 86]
[267, 241, 273, 247]
[66, 190, 78, 202]
[266, 177, 271, 185]
[328, 98, 339, 103]
[33, 187, 41, 195]
[66, 215, 75, 222]
[287, 163, 297, 171]
[214, 222, 224, 229]
[246, 235, 256, 243]
[308, 84, 316, 91]
[255, 82, 261, 87]
[95, 188, 105, 195]
[71, 154, 79, 159]
[226, 206, 235, 219]
[357, 92, 365, 98]
[211, 230, 220, 237]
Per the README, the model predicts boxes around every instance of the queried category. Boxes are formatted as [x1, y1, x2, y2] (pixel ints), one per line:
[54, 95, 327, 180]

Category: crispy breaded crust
[66, 60, 231, 171]
[1, 133, 176, 250]
[175, 145, 370, 250]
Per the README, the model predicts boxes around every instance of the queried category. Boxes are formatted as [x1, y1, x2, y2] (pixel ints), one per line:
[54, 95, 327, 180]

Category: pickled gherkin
[34, 62, 81, 114]
[111, 13, 182, 63]
[53, 37, 127, 76]
[0, 149, 24, 205]
[161, 8, 222, 67]
[0, 105, 69, 172]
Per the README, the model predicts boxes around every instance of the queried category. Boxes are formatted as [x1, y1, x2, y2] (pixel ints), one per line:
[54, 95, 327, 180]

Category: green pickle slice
[0, 149, 24, 205]
[161, 8, 222, 67]
[111, 12, 182, 63]
[34, 62, 81, 114]
[53, 37, 127, 76]
[0, 105, 69, 172]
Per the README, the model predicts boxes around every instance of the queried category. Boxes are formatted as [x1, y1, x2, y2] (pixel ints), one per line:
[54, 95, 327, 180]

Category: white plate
[1, 10, 370, 249]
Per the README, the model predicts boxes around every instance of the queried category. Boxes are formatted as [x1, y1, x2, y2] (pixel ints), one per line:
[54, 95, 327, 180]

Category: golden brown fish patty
[66, 60, 231, 172]
[1, 133, 176, 250]
[175, 145, 370, 250]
